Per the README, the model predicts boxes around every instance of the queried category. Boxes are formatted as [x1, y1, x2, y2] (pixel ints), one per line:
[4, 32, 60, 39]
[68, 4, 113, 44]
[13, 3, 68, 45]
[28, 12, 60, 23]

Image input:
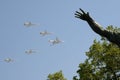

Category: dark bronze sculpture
[75, 8, 120, 47]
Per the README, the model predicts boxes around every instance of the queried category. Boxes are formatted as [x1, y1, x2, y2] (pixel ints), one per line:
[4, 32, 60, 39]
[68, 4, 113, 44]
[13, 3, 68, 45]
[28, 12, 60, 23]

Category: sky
[0, 0, 120, 80]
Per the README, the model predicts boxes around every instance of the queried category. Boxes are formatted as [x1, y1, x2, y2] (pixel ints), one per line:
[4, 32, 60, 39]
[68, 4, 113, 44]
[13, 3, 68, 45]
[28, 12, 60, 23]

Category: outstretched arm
[75, 8, 120, 47]
[75, 8, 107, 36]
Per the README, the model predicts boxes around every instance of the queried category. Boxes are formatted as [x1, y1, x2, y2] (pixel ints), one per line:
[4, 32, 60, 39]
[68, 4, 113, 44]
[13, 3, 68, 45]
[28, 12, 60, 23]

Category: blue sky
[0, 0, 120, 80]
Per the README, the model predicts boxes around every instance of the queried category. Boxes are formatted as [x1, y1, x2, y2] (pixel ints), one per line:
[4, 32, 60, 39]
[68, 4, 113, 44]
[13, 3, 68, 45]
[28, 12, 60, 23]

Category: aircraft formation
[24, 21, 64, 45]
[1, 21, 64, 63]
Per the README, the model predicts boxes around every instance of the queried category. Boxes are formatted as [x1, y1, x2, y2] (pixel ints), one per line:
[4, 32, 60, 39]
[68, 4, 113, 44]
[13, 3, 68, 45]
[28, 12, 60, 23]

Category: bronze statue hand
[75, 8, 93, 22]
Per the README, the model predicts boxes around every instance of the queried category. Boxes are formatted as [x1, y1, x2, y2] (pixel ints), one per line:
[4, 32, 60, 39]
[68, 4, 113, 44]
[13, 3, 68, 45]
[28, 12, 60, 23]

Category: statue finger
[75, 15, 79, 18]
[75, 13, 80, 16]
[79, 8, 86, 14]
[75, 15, 81, 18]
[76, 11, 82, 15]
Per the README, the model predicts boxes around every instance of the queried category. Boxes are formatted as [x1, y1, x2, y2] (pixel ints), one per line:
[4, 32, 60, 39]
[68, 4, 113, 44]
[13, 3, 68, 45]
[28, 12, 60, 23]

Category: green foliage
[106, 25, 120, 33]
[73, 26, 120, 80]
[47, 26, 120, 80]
[47, 70, 67, 80]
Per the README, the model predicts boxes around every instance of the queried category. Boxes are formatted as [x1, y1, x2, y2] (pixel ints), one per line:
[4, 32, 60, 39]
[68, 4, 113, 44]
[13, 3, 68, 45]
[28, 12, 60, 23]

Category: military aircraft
[40, 30, 52, 36]
[48, 37, 64, 45]
[4, 58, 13, 63]
[24, 22, 39, 27]
[25, 49, 37, 54]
